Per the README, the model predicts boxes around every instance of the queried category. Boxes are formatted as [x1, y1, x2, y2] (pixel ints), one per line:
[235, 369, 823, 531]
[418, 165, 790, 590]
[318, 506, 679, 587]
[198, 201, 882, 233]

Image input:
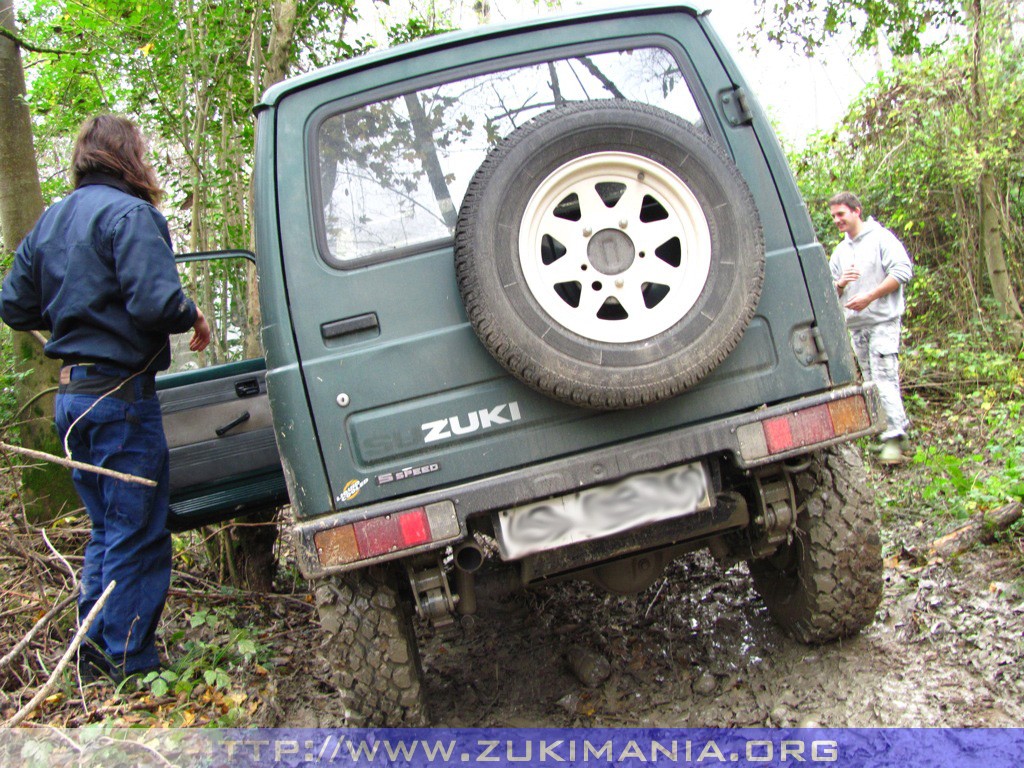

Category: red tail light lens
[314, 501, 459, 568]
[354, 507, 429, 558]
[738, 395, 872, 461]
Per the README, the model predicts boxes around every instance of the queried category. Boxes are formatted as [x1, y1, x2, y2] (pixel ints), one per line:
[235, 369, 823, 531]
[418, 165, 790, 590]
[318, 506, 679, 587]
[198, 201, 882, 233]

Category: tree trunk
[0, 0, 43, 251]
[264, 0, 297, 88]
[221, 0, 305, 590]
[241, 0, 297, 362]
[0, 0, 79, 522]
[978, 169, 1024, 322]
[968, 0, 1024, 335]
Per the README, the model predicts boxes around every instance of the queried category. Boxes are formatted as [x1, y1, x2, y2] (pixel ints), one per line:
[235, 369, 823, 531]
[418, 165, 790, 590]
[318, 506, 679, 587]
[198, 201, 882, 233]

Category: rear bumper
[292, 382, 883, 578]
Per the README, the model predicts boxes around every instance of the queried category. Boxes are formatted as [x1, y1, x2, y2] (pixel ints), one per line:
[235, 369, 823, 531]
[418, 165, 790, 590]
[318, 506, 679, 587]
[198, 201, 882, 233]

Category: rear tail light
[737, 395, 871, 461]
[314, 501, 460, 568]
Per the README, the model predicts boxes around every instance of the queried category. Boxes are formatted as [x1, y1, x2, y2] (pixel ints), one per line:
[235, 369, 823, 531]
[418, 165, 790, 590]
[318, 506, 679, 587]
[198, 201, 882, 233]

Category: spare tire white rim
[518, 151, 712, 344]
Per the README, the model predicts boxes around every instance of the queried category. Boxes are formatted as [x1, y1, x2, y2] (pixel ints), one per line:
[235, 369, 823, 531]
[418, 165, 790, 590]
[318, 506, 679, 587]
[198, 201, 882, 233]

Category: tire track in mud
[417, 550, 1023, 728]
[266, 547, 1022, 728]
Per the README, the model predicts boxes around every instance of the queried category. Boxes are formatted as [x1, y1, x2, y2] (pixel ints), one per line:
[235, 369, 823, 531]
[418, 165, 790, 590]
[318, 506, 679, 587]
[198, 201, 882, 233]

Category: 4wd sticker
[336, 478, 369, 504]
[421, 401, 522, 444]
[377, 462, 441, 486]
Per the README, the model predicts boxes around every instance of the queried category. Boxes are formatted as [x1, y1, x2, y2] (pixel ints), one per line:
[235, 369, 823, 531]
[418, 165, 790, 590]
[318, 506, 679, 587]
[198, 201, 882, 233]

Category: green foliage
[912, 446, 984, 515]
[912, 431, 1024, 519]
[0, 329, 30, 429]
[387, 15, 456, 45]
[900, 316, 1024, 521]
[904, 310, 1024, 390]
[791, 14, 1024, 335]
[135, 605, 272, 726]
[12, 0, 460, 374]
[754, 0, 962, 56]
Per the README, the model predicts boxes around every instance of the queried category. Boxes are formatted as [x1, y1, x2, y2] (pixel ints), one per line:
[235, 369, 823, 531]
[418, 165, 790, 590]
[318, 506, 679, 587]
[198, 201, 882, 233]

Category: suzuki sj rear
[251, 2, 885, 725]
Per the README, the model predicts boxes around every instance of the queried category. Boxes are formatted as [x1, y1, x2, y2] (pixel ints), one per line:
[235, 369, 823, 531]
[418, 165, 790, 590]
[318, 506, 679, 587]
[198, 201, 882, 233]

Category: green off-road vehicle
[158, 1, 885, 726]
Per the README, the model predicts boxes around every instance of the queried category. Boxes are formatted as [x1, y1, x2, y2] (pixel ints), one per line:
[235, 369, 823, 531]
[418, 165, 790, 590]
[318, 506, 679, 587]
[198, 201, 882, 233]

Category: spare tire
[455, 100, 765, 410]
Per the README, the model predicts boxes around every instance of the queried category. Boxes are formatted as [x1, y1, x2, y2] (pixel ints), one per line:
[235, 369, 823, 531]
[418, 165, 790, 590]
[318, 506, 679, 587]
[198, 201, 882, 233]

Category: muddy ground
[263, 467, 1024, 729]
[3, 451, 1020, 730]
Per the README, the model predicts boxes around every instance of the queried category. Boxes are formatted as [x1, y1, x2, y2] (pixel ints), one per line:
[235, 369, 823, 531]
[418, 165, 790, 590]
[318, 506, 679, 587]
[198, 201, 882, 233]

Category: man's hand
[835, 267, 860, 290]
[844, 275, 901, 313]
[844, 292, 874, 312]
[189, 308, 211, 352]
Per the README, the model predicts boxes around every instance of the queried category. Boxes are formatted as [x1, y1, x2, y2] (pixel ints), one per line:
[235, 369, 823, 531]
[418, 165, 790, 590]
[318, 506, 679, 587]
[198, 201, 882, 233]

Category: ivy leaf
[237, 638, 257, 657]
[150, 677, 169, 697]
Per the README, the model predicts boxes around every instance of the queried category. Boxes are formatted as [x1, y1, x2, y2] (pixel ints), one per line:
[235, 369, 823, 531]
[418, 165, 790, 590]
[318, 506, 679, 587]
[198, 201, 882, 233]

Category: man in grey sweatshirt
[828, 191, 913, 463]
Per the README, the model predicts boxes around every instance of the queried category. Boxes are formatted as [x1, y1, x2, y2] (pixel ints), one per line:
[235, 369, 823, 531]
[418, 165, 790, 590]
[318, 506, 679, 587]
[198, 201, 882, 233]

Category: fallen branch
[79, 695, 179, 719]
[927, 501, 1023, 559]
[39, 528, 77, 585]
[3, 579, 116, 729]
[0, 588, 79, 671]
[0, 442, 156, 487]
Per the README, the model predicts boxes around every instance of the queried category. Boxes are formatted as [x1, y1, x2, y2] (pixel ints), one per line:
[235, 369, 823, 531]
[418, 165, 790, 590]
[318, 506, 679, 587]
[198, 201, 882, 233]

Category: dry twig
[39, 528, 78, 586]
[0, 441, 156, 487]
[4, 579, 116, 729]
[0, 588, 79, 671]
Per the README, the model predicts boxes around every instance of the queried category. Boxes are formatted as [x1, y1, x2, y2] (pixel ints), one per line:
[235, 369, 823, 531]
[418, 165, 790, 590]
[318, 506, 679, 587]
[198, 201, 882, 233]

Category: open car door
[157, 250, 287, 531]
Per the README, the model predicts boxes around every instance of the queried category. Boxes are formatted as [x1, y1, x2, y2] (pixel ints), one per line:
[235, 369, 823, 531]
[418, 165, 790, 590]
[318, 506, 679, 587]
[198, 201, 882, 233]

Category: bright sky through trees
[356, 0, 882, 144]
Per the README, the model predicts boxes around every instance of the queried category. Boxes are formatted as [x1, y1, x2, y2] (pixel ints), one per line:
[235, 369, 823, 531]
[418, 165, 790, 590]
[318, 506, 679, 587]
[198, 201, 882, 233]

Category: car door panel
[159, 252, 287, 530]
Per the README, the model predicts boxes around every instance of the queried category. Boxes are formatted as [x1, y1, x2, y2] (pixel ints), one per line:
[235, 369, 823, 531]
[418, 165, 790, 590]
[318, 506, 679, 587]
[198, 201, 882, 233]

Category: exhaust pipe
[454, 542, 485, 573]
[454, 541, 485, 615]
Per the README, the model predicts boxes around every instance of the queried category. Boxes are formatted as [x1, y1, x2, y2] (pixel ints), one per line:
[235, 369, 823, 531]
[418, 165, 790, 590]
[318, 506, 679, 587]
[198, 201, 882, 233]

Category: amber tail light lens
[737, 395, 871, 461]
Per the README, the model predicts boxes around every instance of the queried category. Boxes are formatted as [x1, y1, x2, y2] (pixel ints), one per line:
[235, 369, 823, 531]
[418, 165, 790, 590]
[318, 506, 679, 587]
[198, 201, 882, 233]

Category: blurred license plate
[496, 462, 712, 560]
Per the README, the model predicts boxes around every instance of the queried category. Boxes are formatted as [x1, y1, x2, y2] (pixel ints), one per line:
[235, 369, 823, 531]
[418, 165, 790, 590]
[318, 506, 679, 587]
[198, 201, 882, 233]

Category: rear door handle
[216, 411, 251, 437]
[321, 312, 379, 342]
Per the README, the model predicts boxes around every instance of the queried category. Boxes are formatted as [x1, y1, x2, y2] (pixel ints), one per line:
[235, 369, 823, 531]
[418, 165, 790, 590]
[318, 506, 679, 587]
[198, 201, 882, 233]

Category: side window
[316, 47, 703, 265]
[167, 251, 260, 373]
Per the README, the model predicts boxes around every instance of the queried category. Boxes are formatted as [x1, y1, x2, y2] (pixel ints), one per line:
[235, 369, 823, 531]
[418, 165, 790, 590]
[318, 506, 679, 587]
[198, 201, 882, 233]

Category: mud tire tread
[315, 569, 426, 726]
[749, 445, 883, 644]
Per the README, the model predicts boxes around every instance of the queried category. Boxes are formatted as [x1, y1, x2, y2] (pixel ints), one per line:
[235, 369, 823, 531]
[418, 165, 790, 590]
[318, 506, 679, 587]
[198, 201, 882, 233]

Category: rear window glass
[316, 47, 704, 265]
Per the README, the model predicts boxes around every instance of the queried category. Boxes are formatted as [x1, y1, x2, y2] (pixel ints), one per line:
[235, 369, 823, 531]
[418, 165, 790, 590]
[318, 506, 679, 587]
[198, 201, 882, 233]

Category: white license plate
[496, 462, 713, 560]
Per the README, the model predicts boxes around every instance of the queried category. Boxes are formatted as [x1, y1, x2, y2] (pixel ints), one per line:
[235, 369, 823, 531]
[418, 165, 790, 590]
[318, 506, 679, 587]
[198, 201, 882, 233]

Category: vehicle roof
[255, 1, 706, 112]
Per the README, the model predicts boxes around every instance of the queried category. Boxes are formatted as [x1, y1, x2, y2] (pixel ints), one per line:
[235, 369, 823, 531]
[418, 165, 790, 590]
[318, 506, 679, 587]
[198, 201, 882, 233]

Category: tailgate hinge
[793, 324, 830, 366]
[719, 86, 754, 127]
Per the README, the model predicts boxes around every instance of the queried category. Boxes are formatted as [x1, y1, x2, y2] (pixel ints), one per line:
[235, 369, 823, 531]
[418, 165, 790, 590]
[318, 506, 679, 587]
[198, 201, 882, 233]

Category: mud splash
[264, 538, 1022, 729]
[415, 547, 1023, 728]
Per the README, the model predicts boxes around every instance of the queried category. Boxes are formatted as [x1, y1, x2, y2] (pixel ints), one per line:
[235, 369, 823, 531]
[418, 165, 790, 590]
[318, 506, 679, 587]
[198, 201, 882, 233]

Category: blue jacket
[0, 175, 197, 373]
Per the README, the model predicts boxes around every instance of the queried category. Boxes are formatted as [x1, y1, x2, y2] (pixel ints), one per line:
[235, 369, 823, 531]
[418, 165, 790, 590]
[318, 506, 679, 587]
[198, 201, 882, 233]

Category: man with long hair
[0, 114, 210, 682]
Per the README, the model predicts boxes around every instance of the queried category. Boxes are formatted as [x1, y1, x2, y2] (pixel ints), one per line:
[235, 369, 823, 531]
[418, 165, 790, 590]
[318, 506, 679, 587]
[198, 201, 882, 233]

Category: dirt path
[267, 543, 1023, 728]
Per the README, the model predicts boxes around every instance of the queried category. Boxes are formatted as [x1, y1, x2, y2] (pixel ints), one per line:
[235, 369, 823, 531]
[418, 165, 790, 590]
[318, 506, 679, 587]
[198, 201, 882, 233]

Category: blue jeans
[55, 372, 171, 675]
